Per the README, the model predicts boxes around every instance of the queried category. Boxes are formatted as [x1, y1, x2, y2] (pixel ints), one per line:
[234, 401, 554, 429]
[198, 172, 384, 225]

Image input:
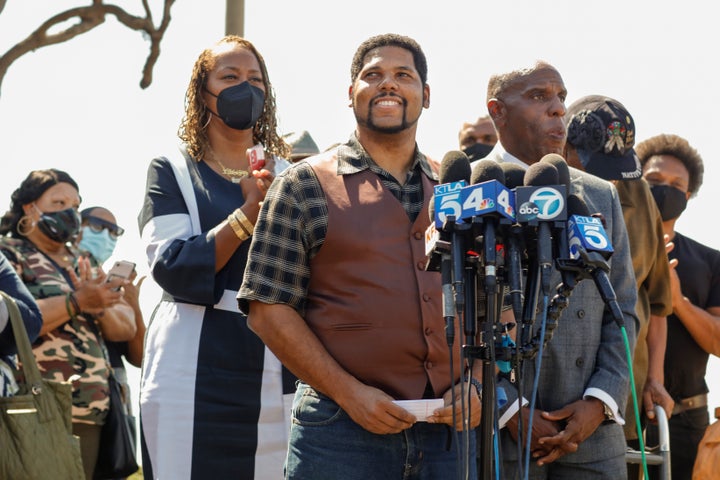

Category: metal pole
[225, 0, 245, 36]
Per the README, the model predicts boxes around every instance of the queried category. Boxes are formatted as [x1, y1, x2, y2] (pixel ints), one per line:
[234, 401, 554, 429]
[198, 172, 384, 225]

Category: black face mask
[205, 81, 265, 130]
[36, 207, 81, 243]
[649, 184, 688, 221]
[462, 143, 494, 162]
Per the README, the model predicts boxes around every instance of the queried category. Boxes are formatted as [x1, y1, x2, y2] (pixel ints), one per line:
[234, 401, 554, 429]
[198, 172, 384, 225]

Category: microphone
[516, 160, 567, 295]
[466, 161, 508, 479]
[499, 163, 526, 320]
[500, 162, 526, 190]
[540, 153, 571, 187]
[432, 151, 472, 228]
[466, 160, 510, 278]
[425, 151, 472, 264]
[566, 195, 613, 260]
[430, 151, 472, 343]
[462, 160, 514, 344]
[565, 194, 624, 327]
[539, 153, 572, 265]
[470, 159, 505, 185]
[462, 160, 516, 222]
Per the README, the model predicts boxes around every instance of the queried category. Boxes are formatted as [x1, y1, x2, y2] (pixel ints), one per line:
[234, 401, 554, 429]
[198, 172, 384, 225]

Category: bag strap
[0, 290, 45, 395]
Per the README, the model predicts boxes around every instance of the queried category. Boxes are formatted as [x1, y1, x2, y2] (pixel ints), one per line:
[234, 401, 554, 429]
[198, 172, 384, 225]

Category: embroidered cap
[566, 95, 642, 180]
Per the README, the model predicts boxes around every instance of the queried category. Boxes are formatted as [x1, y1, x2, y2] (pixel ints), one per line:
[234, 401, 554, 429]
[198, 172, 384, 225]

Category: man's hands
[534, 398, 606, 465]
[344, 380, 483, 434]
[340, 383, 417, 435]
[506, 406, 562, 460]
[506, 398, 607, 466]
[427, 381, 482, 430]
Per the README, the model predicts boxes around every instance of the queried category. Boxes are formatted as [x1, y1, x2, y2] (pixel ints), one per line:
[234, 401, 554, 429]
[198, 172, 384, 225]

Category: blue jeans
[285, 382, 476, 480]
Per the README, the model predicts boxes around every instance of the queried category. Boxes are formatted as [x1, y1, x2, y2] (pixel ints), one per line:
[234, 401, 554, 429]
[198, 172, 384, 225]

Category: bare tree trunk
[225, 0, 245, 36]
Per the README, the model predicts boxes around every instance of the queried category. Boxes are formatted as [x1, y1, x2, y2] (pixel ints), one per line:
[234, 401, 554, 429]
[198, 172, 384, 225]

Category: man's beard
[355, 98, 416, 134]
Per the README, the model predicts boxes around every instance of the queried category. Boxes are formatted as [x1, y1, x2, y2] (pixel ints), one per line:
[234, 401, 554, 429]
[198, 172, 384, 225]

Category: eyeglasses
[85, 216, 125, 239]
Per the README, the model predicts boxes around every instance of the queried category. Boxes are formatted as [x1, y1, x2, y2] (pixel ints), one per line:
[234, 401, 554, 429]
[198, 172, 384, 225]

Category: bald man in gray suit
[474, 61, 639, 480]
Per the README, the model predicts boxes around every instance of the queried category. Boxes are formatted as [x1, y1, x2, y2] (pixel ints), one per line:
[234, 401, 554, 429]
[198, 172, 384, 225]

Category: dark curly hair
[178, 35, 290, 161]
[350, 33, 428, 85]
[0, 169, 80, 237]
[635, 133, 704, 197]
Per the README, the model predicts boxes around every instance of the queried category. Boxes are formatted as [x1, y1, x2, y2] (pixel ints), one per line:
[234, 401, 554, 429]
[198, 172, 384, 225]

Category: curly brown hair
[635, 133, 704, 197]
[178, 35, 290, 161]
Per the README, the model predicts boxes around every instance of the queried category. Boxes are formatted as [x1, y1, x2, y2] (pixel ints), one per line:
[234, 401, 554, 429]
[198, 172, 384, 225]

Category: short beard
[355, 105, 410, 134]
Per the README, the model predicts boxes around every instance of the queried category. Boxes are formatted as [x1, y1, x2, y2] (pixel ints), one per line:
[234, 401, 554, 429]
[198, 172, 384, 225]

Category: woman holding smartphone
[137, 35, 294, 479]
[0, 169, 136, 479]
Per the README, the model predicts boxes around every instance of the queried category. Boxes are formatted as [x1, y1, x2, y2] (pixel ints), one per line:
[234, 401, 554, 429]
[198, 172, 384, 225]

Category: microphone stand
[463, 255, 477, 479]
[481, 217, 500, 480]
[461, 215, 502, 480]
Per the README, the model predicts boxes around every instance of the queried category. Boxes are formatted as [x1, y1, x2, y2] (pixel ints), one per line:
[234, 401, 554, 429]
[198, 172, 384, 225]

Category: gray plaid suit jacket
[481, 149, 639, 467]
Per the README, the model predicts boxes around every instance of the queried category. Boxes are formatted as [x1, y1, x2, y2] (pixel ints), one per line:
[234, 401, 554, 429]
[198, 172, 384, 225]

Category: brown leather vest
[305, 152, 462, 400]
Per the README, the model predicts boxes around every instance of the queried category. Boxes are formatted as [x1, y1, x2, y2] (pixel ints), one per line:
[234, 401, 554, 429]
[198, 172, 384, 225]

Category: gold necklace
[207, 147, 249, 183]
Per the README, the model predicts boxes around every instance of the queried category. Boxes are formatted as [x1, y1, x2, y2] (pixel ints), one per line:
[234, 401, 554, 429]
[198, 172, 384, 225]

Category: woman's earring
[17, 215, 36, 236]
[201, 105, 212, 130]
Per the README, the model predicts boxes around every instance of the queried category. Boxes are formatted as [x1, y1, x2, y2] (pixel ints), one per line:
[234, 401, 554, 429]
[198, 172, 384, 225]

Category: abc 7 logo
[524, 187, 565, 220]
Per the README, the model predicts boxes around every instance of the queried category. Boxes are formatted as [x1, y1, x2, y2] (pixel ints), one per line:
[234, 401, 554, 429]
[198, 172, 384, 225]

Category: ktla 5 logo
[433, 181, 465, 227]
[567, 215, 613, 258]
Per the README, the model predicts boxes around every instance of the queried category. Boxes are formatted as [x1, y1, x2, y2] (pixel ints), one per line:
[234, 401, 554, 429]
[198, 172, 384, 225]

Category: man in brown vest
[239, 33, 482, 478]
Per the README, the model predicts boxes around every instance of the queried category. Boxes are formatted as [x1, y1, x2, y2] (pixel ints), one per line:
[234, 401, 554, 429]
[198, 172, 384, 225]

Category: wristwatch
[602, 402, 615, 422]
[469, 377, 483, 400]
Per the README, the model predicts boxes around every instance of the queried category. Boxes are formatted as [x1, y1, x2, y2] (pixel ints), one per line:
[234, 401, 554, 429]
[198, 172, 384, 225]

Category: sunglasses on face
[85, 216, 125, 239]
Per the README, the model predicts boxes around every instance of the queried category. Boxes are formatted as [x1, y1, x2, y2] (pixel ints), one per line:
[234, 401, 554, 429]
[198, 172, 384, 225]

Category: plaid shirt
[238, 133, 437, 316]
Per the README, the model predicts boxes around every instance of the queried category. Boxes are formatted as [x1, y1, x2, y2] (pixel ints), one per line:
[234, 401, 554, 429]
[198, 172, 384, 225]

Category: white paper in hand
[393, 399, 444, 422]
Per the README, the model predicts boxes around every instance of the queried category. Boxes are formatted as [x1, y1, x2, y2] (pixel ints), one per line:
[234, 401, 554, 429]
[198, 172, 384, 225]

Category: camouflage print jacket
[0, 236, 109, 425]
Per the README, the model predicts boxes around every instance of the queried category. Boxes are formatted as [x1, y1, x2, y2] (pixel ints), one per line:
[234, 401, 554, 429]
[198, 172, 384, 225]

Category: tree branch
[0, 0, 177, 97]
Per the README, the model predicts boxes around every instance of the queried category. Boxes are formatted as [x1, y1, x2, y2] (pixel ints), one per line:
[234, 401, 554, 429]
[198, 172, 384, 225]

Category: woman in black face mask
[137, 36, 295, 480]
[0, 168, 137, 480]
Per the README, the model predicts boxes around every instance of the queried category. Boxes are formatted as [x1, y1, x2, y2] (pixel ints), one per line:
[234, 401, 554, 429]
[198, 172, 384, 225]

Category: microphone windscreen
[567, 194, 591, 217]
[500, 162, 526, 189]
[470, 159, 505, 185]
[523, 162, 559, 186]
[428, 195, 435, 221]
[540, 153, 570, 186]
[439, 150, 471, 184]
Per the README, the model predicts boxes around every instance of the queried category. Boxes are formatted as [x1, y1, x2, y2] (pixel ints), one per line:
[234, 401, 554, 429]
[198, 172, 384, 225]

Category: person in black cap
[564, 96, 675, 466]
[637, 133, 720, 480]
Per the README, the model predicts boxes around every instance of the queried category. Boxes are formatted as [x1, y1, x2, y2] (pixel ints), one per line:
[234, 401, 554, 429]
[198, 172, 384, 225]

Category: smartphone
[106, 260, 136, 291]
[247, 144, 266, 171]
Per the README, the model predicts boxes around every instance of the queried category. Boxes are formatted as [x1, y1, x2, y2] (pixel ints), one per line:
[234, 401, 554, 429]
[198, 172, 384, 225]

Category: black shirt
[664, 231, 720, 400]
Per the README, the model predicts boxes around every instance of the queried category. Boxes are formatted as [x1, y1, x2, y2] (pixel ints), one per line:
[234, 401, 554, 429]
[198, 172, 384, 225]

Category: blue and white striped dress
[138, 144, 294, 479]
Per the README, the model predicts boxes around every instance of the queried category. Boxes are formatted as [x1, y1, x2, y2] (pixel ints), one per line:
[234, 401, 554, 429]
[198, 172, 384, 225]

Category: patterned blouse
[0, 236, 110, 425]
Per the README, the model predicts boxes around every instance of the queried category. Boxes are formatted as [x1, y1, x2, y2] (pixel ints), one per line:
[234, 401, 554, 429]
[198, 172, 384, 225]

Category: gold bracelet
[227, 212, 249, 241]
[233, 208, 254, 235]
[65, 292, 77, 319]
